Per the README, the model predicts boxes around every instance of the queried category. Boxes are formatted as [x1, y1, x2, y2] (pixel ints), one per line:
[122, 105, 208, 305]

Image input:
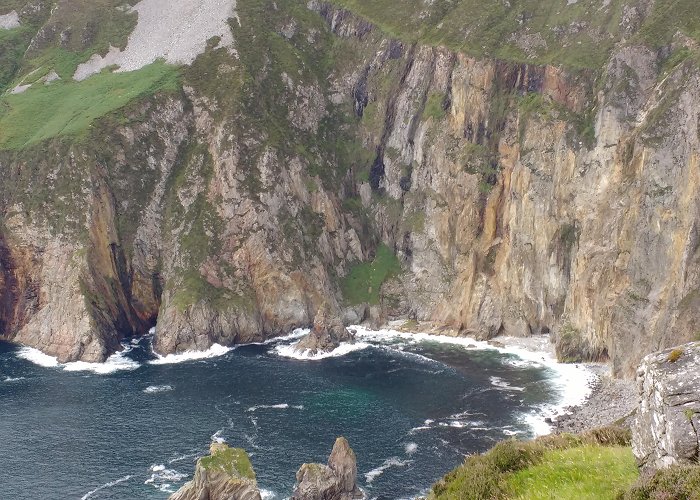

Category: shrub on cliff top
[619, 465, 700, 500]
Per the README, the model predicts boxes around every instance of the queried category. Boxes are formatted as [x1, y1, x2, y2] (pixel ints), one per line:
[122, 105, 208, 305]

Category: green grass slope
[0, 62, 179, 149]
[506, 445, 637, 499]
[429, 427, 638, 500]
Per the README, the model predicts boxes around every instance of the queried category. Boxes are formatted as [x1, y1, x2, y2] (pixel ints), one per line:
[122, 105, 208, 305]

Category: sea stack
[292, 437, 363, 500]
[294, 304, 355, 356]
[170, 442, 262, 500]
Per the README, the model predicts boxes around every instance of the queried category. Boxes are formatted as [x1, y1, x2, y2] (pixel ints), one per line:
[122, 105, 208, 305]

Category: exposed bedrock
[294, 303, 355, 355]
[1, 1, 700, 377]
[292, 437, 363, 500]
[632, 342, 700, 470]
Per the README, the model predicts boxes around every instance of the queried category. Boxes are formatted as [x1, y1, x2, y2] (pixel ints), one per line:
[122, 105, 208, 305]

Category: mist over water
[0, 330, 586, 499]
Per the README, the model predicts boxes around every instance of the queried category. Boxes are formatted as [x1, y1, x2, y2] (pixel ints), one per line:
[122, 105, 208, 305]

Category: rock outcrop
[632, 343, 700, 470]
[170, 442, 262, 500]
[292, 437, 362, 500]
[294, 304, 355, 355]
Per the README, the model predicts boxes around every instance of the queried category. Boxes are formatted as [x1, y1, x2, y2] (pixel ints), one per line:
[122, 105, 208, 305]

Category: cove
[0, 328, 591, 499]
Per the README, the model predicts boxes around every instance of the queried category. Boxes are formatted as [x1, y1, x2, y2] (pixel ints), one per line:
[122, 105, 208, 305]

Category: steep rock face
[1, 0, 700, 377]
[170, 443, 262, 500]
[292, 437, 362, 500]
[313, 5, 700, 376]
[632, 343, 700, 470]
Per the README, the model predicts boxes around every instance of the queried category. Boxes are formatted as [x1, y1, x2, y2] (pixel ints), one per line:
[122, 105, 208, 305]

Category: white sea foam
[274, 341, 371, 360]
[351, 325, 596, 436]
[3, 376, 25, 382]
[149, 343, 231, 365]
[16, 347, 60, 367]
[81, 475, 133, 500]
[404, 442, 418, 455]
[489, 376, 525, 392]
[143, 385, 173, 394]
[211, 429, 226, 443]
[246, 403, 304, 412]
[364, 457, 411, 484]
[64, 349, 140, 374]
[17, 343, 140, 374]
[145, 464, 186, 493]
[260, 488, 277, 499]
[168, 452, 199, 464]
[251, 328, 310, 345]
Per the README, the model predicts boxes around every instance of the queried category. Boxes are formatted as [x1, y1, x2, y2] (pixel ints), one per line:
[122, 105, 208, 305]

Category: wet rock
[170, 443, 262, 500]
[294, 304, 354, 355]
[632, 343, 700, 470]
[292, 437, 363, 500]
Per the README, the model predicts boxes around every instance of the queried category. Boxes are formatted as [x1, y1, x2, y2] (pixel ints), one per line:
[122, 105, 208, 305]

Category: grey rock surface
[292, 437, 363, 500]
[632, 342, 700, 470]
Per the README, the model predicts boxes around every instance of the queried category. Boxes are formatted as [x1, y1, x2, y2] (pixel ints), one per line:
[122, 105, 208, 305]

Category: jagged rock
[632, 343, 700, 470]
[292, 437, 363, 500]
[294, 305, 354, 355]
[170, 443, 262, 500]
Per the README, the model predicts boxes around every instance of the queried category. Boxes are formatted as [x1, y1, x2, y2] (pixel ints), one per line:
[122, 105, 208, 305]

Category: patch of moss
[668, 349, 683, 363]
[423, 92, 447, 121]
[341, 243, 402, 305]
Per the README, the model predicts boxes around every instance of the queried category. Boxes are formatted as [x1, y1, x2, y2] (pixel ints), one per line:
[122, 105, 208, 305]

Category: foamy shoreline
[10, 321, 601, 436]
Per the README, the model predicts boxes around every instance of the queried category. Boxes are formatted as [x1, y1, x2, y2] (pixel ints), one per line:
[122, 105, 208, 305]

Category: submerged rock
[292, 437, 363, 500]
[294, 304, 354, 356]
[632, 343, 700, 470]
[170, 442, 262, 500]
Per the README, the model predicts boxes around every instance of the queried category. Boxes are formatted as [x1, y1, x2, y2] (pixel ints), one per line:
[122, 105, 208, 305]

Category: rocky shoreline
[552, 365, 637, 433]
[481, 331, 638, 434]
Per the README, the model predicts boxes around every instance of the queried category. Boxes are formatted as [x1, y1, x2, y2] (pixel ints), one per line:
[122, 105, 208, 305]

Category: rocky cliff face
[2, 0, 700, 376]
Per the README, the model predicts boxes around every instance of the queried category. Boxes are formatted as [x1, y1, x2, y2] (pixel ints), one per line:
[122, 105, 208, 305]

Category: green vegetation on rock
[0, 62, 180, 149]
[341, 244, 402, 305]
[328, 0, 629, 69]
[200, 444, 256, 481]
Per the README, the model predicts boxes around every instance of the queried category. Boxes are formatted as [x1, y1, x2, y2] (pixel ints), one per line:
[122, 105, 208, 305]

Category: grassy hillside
[0, 62, 179, 149]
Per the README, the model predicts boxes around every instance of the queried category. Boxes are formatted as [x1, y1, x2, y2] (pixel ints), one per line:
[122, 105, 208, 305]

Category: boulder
[292, 437, 363, 500]
[170, 442, 262, 500]
[294, 304, 354, 355]
[632, 343, 700, 470]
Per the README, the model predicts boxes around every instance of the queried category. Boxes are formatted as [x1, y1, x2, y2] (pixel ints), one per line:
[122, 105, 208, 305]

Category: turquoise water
[0, 331, 566, 499]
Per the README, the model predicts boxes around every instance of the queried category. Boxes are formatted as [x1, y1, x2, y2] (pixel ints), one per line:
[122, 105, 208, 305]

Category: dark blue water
[0, 331, 562, 499]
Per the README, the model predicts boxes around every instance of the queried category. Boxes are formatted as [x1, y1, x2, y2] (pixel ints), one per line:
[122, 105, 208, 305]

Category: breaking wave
[149, 343, 231, 365]
[274, 341, 371, 360]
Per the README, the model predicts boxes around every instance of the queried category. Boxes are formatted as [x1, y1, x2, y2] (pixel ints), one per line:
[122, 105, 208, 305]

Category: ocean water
[0, 327, 592, 499]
